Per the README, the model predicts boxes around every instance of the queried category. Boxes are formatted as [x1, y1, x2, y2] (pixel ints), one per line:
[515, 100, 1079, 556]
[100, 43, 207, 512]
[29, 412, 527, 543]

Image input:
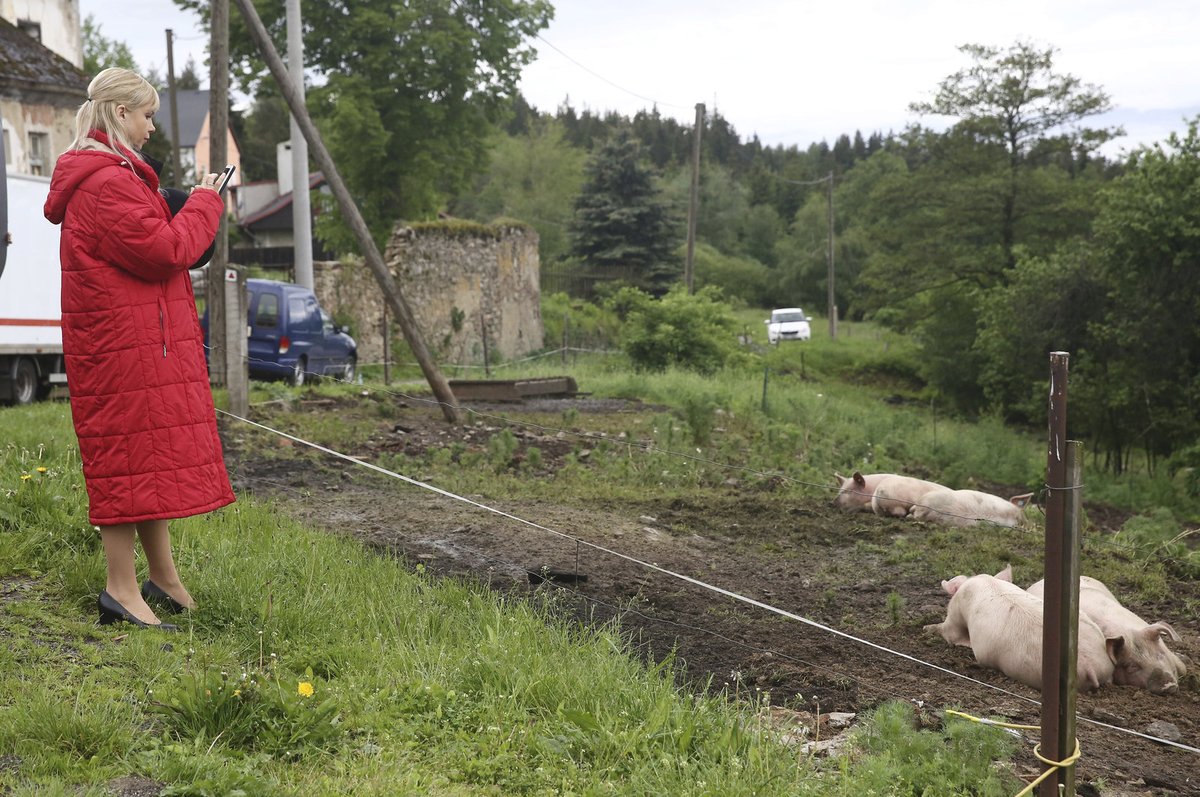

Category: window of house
[17, 20, 41, 43]
[28, 132, 49, 176]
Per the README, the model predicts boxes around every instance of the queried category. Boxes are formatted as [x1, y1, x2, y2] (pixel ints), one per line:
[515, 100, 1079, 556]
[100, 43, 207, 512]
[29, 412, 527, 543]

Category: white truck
[0, 115, 67, 405]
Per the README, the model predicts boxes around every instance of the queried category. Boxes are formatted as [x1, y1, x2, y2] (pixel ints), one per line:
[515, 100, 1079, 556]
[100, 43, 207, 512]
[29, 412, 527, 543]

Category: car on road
[765, 307, 811, 343]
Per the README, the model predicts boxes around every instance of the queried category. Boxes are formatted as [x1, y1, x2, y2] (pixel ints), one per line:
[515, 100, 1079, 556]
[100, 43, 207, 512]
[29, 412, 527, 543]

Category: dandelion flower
[298, 681, 314, 698]
[20, 474, 31, 481]
[233, 689, 242, 697]
[36, 467, 48, 473]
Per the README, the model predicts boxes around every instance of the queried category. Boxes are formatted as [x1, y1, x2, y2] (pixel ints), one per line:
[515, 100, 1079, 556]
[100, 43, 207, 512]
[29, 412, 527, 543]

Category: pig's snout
[1149, 676, 1179, 696]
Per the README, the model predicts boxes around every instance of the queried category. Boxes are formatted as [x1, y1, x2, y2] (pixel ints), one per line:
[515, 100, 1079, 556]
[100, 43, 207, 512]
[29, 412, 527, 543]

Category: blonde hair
[71, 67, 160, 157]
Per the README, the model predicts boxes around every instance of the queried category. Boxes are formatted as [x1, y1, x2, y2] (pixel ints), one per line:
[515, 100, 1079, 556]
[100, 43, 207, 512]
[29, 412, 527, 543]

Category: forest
[92, 6, 1200, 487]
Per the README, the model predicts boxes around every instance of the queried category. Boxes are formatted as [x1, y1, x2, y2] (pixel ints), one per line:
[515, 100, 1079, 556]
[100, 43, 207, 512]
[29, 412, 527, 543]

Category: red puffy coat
[43, 133, 235, 526]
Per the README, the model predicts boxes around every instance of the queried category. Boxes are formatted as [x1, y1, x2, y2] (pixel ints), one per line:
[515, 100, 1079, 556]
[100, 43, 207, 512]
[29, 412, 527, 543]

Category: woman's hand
[193, 172, 221, 193]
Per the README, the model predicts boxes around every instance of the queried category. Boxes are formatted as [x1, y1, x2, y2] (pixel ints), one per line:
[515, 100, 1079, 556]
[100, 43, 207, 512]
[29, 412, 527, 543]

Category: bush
[608, 285, 744, 374]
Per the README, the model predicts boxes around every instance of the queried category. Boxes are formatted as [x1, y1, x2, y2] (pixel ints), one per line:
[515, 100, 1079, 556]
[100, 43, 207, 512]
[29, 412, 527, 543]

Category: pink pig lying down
[910, 489, 1035, 528]
[1028, 576, 1186, 695]
[869, 475, 952, 517]
[925, 566, 1118, 692]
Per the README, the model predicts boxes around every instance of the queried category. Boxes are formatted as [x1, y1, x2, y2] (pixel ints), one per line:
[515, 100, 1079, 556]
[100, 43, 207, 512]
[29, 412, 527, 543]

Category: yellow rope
[944, 710, 1082, 797]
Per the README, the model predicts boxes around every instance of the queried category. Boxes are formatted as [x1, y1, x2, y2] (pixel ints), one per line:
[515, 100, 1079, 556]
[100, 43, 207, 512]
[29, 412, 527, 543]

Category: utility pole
[684, 102, 704, 294]
[204, 4, 228, 389]
[232, 0, 461, 423]
[286, 0, 314, 289]
[826, 171, 837, 340]
[164, 29, 183, 187]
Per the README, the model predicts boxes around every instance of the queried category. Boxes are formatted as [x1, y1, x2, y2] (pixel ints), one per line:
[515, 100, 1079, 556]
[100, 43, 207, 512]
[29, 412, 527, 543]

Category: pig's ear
[1105, 636, 1126, 664]
[1010, 493, 1034, 507]
[994, 564, 1013, 582]
[941, 576, 966, 595]
[852, 471, 866, 487]
[1144, 622, 1182, 643]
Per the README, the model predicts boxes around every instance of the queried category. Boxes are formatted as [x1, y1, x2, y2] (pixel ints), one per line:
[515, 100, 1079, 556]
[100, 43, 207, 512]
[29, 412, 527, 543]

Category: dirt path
[222, 396, 1200, 796]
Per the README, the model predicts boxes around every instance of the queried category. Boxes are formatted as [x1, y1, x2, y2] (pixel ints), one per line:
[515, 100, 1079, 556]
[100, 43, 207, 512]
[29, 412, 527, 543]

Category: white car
[766, 308, 811, 343]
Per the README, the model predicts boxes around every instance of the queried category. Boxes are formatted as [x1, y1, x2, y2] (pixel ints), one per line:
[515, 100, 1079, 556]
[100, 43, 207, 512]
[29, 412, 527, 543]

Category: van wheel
[341, 358, 356, 383]
[290, 357, 307, 388]
[12, 358, 39, 406]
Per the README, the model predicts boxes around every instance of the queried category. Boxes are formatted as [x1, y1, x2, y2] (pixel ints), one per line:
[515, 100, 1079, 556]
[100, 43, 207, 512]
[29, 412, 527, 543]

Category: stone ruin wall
[313, 223, 543, 368]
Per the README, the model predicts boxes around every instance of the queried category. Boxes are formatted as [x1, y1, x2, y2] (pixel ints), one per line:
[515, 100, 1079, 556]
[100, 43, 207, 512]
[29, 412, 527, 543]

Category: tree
[174, 0, 552, 252]
[1086, 119, 1200, 469]
[233, 91, 291, 183]
[450, 117, 586, 265]
[177, 55, 201, 90]
[82, 15, 137, 75]
[570, 132, 679, 292]
[910, 40, 1119, 270]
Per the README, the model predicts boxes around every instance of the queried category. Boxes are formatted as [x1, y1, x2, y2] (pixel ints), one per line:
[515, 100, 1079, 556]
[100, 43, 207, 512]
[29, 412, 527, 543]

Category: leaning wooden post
[1040, 352, 1079, 797]
[231, 0, 459, 423]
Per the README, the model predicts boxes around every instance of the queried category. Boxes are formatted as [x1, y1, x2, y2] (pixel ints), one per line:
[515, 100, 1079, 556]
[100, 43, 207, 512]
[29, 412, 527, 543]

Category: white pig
[926, 566, 1117, 692]
[910, 489, 1034, 528]
[832, 471, 895, 513]
[870, 475, 952, 517]
[1027, 576, 1186, 695]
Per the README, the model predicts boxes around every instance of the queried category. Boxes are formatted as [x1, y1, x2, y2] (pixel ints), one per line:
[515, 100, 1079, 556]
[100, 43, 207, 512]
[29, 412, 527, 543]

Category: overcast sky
[81, 0, 1200, 158]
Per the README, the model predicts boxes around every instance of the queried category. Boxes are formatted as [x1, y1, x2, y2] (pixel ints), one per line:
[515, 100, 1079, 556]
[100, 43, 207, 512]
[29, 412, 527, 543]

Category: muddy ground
[221, 393, 1200, 796]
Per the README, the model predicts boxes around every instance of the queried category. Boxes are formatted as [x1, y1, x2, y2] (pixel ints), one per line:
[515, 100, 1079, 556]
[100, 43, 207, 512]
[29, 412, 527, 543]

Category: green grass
[0, 400, 1023, 794]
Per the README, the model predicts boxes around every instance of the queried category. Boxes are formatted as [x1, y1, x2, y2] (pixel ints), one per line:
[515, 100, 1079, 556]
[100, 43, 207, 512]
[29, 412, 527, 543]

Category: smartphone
[214, 164, 236, 195]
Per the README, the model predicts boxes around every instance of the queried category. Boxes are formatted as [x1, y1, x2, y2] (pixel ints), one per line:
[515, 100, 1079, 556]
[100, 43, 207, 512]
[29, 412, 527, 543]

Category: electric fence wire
[217, 407, 1200, 756]
[218, 347, 1200, 567]
[233, 472, 944, 708]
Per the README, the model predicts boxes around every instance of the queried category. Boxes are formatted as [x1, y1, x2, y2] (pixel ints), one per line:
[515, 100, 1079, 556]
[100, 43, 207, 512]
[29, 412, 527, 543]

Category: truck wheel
[12, 358, 38, 405]
[290, 356, 307, 388]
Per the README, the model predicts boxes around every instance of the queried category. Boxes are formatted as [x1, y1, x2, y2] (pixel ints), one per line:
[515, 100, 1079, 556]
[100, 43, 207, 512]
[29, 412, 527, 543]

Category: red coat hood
[44, 132, 161, 224]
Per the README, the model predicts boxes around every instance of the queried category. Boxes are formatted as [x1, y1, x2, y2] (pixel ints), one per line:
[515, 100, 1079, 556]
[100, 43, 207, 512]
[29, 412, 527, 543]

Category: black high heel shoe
[97, 591, 178, 631]
[141, 579, 189, 614]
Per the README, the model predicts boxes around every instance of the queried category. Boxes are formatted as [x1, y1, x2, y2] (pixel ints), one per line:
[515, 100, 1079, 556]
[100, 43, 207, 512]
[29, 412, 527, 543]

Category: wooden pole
[684, 103, 704, 294]
[480, 313, 490, 378]
[164, 29, 183, 187]
[204, 2, 228, 389]
[382, 303, 390, 385]
[826, 171, 837, 340]
[232, 0, 460, 422]
[1040, 351, 1076, 797]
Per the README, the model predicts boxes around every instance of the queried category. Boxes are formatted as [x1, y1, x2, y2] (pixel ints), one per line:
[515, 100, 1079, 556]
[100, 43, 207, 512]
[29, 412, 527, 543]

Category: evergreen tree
[177, 55, 201, 90]
[570, 132, 679, 292]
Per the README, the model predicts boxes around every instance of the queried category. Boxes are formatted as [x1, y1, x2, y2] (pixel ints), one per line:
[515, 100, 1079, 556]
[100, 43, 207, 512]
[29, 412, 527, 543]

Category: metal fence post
[1040, 352, 1079, 797]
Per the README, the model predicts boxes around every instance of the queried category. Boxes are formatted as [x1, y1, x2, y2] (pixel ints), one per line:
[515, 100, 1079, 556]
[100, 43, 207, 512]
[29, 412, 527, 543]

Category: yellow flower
[20, 474, 31, 481]
[297, 681, 314, 698]
[36, 467, 47, 473]
[233, 689, 242, 697]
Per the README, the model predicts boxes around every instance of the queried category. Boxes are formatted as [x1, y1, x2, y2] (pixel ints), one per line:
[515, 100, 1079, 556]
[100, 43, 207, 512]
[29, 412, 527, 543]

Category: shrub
[608, 286, 744, 374]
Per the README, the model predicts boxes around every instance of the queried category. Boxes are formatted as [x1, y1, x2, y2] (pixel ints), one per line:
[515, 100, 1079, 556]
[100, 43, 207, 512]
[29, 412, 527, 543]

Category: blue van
[243, 278, 357, 386]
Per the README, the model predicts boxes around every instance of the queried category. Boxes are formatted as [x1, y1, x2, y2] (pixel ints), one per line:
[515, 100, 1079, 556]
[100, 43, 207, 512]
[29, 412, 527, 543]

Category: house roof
[240, 172, 326, 231]
[0, 18, 88, 107]
[155, 89, 210, 148]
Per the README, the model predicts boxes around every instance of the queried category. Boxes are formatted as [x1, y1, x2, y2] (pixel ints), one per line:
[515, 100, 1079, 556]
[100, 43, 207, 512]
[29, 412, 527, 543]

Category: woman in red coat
[43, 68, 235, 630]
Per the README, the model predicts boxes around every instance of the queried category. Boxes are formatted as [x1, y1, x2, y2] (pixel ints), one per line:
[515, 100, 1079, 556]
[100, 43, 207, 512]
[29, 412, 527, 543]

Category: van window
[288, 297, 307, 330]
[255, 293, 280, 328]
